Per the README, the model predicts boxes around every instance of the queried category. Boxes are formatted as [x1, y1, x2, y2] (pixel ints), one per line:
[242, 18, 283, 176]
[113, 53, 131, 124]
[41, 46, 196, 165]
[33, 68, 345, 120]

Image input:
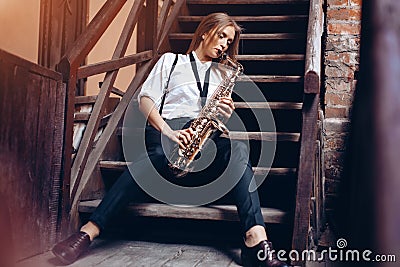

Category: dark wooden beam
[39, 0, 88, 70]
[57, 0, 128, 77]
[291, 93, 319, 265]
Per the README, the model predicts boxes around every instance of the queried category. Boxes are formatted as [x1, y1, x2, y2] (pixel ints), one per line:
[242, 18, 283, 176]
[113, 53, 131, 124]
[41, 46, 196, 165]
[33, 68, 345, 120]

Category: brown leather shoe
[52, 231, 91, 264]
[241, 240, 290, 267]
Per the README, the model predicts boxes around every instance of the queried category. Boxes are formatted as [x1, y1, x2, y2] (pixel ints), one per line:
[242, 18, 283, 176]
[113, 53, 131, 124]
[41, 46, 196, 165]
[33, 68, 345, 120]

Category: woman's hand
[217, 96, 235, 120]
[164, 127, 194, 149]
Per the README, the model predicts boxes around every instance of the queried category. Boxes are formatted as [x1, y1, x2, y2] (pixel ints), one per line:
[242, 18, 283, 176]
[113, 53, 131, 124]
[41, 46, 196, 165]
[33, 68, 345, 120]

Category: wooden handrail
[292, 0, 323, 265]
[76, 50, 153, 79]
[304, 0, 323, 94]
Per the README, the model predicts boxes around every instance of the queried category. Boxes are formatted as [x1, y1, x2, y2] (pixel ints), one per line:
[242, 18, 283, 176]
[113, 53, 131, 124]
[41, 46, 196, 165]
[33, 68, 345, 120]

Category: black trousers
[90, 118, 265, 237]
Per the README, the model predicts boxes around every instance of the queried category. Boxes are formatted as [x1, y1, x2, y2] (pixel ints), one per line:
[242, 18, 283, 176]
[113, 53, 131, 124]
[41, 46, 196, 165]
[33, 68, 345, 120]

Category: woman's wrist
[161, 124, 174, 139]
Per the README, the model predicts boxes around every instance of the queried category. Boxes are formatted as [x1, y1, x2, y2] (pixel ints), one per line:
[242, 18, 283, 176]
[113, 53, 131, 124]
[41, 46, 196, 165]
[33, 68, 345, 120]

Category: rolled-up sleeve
[138, 53, 175, 110]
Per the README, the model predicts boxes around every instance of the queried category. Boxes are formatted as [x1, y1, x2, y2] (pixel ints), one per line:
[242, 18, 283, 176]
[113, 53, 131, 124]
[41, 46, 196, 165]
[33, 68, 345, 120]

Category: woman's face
[201, 25, 235, 59]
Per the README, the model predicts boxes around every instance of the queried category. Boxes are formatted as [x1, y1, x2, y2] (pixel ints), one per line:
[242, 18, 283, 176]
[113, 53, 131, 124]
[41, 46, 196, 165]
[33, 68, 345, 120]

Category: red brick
[325, 136, 348, 151]
[324, 150, 345, 167]
[328, 23, 361, 35]
[325, 64, 354, 80]
[326, 79, 353, 92]
[325, 51, 355, 64]
[328, 0, 348, 6]
[350, 0, 362, 6]
[325, 52, 341, 61]
[325, 92, 353, 106]
[325, 106, 348, 118]
[326, 35, 360, 52]
[324, 118, 351, 132]
[327, 7, 361, 21]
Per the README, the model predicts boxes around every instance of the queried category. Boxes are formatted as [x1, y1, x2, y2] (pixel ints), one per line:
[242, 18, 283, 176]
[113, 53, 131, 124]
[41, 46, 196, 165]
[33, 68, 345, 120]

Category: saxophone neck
[219, 53, 243, 74]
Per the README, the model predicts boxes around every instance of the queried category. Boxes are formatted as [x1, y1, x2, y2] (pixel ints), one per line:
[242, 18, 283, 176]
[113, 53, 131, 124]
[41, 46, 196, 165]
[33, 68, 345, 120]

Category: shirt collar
[191, 51, 212, 69]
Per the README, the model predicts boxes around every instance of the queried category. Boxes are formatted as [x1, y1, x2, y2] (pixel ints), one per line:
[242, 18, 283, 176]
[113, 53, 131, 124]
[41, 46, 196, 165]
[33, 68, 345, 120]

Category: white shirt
[138, 51, 229, 120]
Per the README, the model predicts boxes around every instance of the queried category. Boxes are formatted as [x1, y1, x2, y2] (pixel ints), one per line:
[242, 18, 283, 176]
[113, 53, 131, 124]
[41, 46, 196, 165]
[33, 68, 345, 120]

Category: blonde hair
[186, 13, 242, 61]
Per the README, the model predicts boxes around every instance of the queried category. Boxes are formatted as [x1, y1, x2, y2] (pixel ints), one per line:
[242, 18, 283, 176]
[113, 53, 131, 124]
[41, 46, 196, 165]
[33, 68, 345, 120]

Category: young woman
[52, 13, 288, 267]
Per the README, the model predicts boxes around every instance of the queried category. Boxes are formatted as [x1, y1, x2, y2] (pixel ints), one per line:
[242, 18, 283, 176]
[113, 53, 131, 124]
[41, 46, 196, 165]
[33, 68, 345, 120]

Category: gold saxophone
[169, 54, 244, 177]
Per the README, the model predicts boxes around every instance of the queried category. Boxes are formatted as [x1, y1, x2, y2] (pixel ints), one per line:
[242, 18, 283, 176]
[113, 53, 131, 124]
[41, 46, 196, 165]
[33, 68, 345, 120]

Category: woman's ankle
[80, 221, 100, 241]
[244, 225, 268, 247]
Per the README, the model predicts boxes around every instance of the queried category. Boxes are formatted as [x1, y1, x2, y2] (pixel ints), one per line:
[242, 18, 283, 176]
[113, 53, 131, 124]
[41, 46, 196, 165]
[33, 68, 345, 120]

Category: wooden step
[169, 33, 304, 40]
[236, 54, 304, 61]
[129, 99, 302, 110]
[74, 112, 112, 131]
[187, 0, 309, 4]
[79, 200, 291, 224]
[117, 128, 300, 142]
[241, 75, 302, 83]
[179, 15, 308, 22]
[74, 112, 112, 122]
[75, 95, 122, 105]
[235, 101, 302, 110]
[75, 95, 97, 105]
[224, 131, 300, 141]
[99, 160, 297, 176]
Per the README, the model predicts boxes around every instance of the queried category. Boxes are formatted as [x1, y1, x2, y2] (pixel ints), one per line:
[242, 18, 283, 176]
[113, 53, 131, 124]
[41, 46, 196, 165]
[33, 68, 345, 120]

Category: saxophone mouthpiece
[219, 52, 227, 60]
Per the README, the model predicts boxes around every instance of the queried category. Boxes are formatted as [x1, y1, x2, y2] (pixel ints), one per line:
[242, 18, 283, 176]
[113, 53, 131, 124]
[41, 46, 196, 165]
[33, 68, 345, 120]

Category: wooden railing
[56, 0, 186, 231]
[292, 0, 323, 265]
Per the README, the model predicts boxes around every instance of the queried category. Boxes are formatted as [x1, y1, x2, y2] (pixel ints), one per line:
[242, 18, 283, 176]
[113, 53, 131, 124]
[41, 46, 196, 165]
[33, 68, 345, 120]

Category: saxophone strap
[189, 52, 211, 107]
[159, 54, 179, 115]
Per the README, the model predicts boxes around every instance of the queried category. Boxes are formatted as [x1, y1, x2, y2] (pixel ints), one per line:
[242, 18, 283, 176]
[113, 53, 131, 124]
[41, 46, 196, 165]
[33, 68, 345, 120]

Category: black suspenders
[159, 54, 179, 115]
[158, 52, 211, 115]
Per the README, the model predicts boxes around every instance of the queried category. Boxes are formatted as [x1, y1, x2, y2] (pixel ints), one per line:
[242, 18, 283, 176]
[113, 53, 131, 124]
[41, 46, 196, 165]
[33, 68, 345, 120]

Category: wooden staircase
[57, 1, 323, 266]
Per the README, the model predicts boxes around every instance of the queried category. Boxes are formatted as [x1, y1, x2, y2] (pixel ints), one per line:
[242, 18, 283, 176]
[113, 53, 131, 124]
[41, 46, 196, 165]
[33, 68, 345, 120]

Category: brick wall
[323, 0, 361, 214]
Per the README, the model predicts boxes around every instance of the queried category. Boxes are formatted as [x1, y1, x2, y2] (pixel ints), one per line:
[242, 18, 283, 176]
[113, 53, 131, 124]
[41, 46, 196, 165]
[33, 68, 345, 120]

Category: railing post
[39, 0, 88, 71]
[292, 0, 323, 265]
[137, 0, 158, 60]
